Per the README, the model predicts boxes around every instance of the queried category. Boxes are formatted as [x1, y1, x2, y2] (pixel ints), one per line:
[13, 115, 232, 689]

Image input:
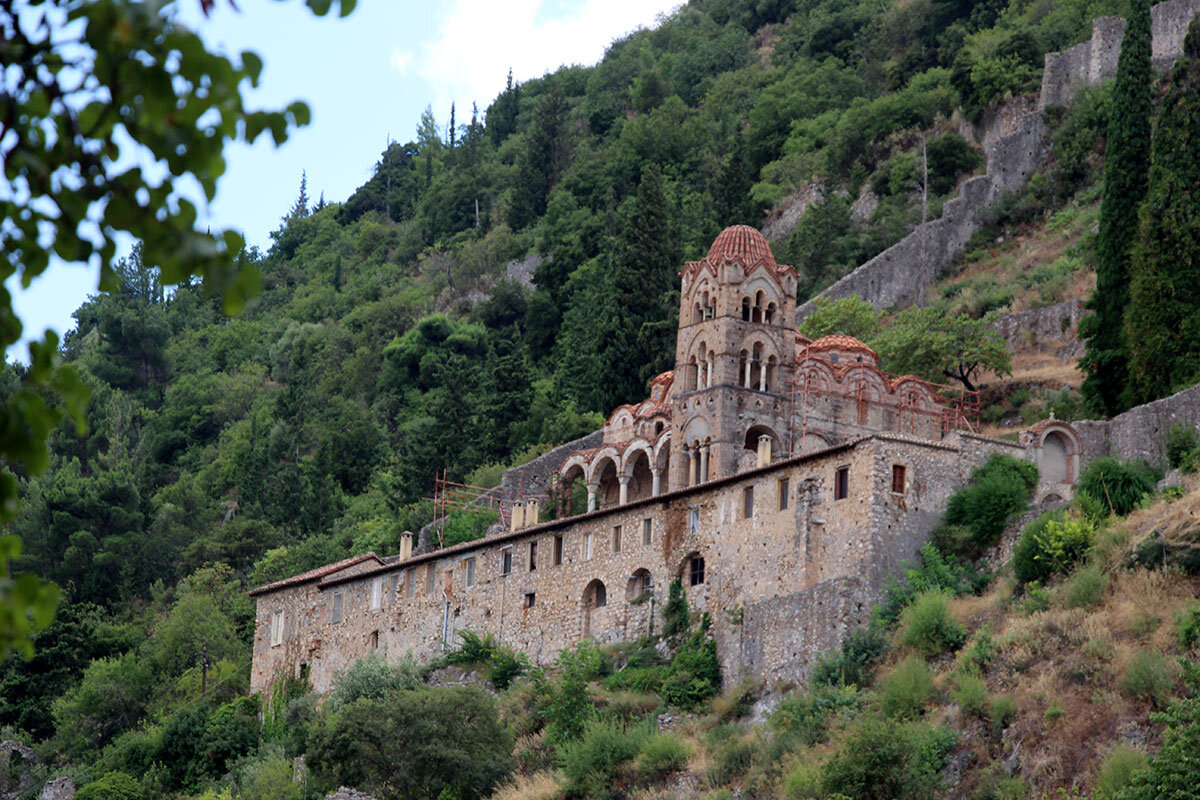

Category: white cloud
[389, 46, 414, 74]
[399, 0, 683, 113]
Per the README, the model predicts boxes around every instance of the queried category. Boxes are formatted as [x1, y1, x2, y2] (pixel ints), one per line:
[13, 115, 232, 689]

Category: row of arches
[560, 435, 671, 514]
[683, 336, 785, 394]
[580, 554, 706, 638]
[741, 290, 777, 324]
[739, 343, 778, 392]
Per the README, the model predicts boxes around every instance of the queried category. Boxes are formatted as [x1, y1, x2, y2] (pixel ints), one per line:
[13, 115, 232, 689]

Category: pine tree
[715, 130, 759, 228]
[479, 328, 534, 461]
[1124, 19, 1200, 405]
[487, 68, 520, 145]
[287, 171, 310, 221]
[595, 164, 680, 408]
[448, 102, 456, 150]
[507, 88, 566, 231]
[1079, 0, 1152, 416]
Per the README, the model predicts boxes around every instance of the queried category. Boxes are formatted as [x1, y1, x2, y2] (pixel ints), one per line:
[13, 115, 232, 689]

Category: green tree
[487, 68, 521, 145]
[308, 685, 514, 800]
[1124, 20, 1200, 405]
[873, 306, 1010, 391]
[798, 297, 882, 342]
[1080, 0, 1152, 415]
[508, 88, 568, 230]
[1114, 659, 1200, 800]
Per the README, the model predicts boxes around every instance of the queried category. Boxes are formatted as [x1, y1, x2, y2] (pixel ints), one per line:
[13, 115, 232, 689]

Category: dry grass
[490, 771, 562, 800]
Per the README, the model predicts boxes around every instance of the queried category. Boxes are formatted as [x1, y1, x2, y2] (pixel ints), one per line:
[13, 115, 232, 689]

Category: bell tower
[669, 226, 798, 488]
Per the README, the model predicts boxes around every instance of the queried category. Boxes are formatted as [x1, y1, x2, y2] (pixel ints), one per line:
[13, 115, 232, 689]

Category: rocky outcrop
[993, 299, 1085, 359]
[324, 788, 378, 800]
[796, 0, 1200, 322]
[38, 778, 75, 800]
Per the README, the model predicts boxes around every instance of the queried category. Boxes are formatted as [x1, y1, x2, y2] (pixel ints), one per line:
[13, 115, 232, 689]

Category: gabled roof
[248, 553, 385, 597]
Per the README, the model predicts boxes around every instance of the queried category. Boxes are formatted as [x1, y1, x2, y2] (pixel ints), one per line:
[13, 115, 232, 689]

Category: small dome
[706, 225, 776, 268]
[807, 334, 879, 364]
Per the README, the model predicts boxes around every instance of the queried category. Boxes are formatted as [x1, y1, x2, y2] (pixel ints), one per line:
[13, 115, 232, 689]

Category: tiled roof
[683, 225, 796, 281]
[248, 553, 384, 596]
[807, 334, 878, 359]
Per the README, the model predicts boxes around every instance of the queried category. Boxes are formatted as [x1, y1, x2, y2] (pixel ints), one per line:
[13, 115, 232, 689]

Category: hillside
[5, 0, 1200, 798]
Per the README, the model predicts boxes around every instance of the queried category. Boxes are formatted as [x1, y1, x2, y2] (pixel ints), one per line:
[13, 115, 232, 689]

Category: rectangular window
[406, 569, 415, 598]
[642, 518, 652, 546]
[426, 564, 436, 595]
[270, 610, 284, 646]
[465, 557, 476, 587]
[835, 466, 849, 500]
[370, 578, 383, 610]
[779, 477, 790, 511]
[743, 486, 755, 519]
[584, 532, 593, 560]
[554, 535, 563, 566]
[501, 546, 513, 575]
[331, 593, 343, 624]
[689, 556, 705, 586]
[525, 592, 536, 608]
[613, 525, 621, 553]
[389, 574, 399, 603]
[892, 465, 906, 494]
[689, 507, 700, 533]
[529, 541, 538, 571]
[369, 630, 379, 650]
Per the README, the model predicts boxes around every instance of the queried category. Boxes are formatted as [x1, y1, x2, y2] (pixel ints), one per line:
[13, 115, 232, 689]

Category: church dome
[806, 334, 879, 366]
[706, 225, 776, 267]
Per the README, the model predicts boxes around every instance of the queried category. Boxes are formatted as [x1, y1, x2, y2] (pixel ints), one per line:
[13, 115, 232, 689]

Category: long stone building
[248, 227, 1102, 695]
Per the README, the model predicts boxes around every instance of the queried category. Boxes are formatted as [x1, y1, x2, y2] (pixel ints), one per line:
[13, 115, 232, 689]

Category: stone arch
[627, 568, 653, 602]
[621, 443, 655, 503]
[1035, 423, 1081, 486]
[582, 578, 609, 639]
[743, 423, 781, 467]
[589, 450, 620, 508]
[653, 431, 671, 495]
[677, 550, 706, 589]
[797, 431, 832, 454]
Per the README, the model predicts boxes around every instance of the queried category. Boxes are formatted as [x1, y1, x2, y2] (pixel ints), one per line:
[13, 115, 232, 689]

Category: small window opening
[554, 535, 564, 565]
[642, 518, 652, 546]
[529, 541, 538, 571]
[590, 583, 607, 607]
[465, 557, 476, 587]
[689, 556, 706, 586]
[584, 532, 594, 560]
[426, 564, 436, 594]
[501, 546, 513, 575]
[369, 630, 379, 649]
[892, 465, 906, 494]
[525, 592, 536, 608]
[270, 610, 284, 647]
[613, 525, 621, 553]
[689, 507, 700, 534]
[779, 477, 790, 511]
[835, 467, 849, 500]
[388, 574, 399, 603]
[743, 486, 755, 519]
[370, 577, 383, 610]
[331, 593, 343, 624]
[406, 569, 415, 598]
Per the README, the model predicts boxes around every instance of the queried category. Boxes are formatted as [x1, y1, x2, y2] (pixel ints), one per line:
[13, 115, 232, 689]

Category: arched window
[739, 349, 749, 387]
[765, 302, 777, 325]
[627, 569, 653, 601]
[741, 297, 751, 322]
[752, 291, 764, 323]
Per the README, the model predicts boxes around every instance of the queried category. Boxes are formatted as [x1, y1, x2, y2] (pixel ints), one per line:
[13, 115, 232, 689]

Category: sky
[7, 0, 682, 361]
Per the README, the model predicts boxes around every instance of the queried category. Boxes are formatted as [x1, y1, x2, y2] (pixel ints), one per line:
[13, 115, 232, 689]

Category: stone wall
[251, 433, 1025, 693]
[797, 0, 1200, 322]
[993, 299, 1085, 359]
[1073, 383, 1200, 466]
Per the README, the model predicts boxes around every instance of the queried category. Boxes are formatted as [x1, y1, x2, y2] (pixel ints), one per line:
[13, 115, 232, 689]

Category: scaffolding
[425, 470, 548, 549]
[785, 350, 981, 458]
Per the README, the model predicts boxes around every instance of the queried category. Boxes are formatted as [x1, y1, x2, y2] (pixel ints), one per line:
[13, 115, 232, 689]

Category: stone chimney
[399, 531, 413, 561]
[525, 499, 541, 526]
[510, 502, 526, 531]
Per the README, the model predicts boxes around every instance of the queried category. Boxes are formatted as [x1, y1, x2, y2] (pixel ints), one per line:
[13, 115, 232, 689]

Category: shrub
[879, 656, 936, 720]
[820, 717, 955, 800]
[1044, 698, 1065, 722]
[1013, 511, 1095, 584]
[1177, 604, 1200, 648]
[557, 639, 612, 682]
[811, 623, 887, 688]
[1115, 660, 1200, 799]
[1077, 457, 1159, 517]
[603, 665, 669, 695]
[443, 631, 529, 689]
[76, 772, 143, 800]
[1095, 743, 1147, 800]
[771, 684, 864, 746]
[662, 630, 722, 711]
[943, 453, 1038, 555]
[637, 733, 691, 781]
[900, 591, 966, 657]
[545, 671, 595, 744]
[988, 695, 1017, 736]
[328, 653, 421, 710]
[782, 761, 823, 800]
[703, 727, 759, 786]
[1122, 650, 1174, 706]
[663, 577, 690, 637]
[1166, 424, 1200, 470]
[1064, 564, 1109, 609]
[956, 625, 996, 675]
[560, 719, 648, 799]
[952, 671, 988, 718]
[881, 543, 985, 623]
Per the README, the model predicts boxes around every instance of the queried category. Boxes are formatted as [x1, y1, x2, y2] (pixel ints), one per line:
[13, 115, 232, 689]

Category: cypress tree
[487, 68, 521, 145]
[507, 88, 567, 231]
[596, 164, 680, 409]
[1124, 20, 1200, 405]
[1079, 0, 1152, 416]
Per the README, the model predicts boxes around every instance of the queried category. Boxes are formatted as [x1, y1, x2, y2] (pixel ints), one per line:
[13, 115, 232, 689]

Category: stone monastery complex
[249, 226, 1139, 694]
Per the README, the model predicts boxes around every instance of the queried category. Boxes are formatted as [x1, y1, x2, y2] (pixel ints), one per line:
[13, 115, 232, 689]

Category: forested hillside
[3, 0, 1180, 796]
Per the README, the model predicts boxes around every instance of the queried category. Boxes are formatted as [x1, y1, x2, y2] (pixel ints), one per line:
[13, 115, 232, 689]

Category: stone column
[618, 475, 630, 505]
[699, 444, 710, 483]
[651, 468, 661, 496]
[586, 482, 599, 512]
[743, 359, 751, 387]
[688, 447, 698, 486]
[694, 364, 702, 391]
[759, 362, 767, 391]
[706, 357, 713, 388]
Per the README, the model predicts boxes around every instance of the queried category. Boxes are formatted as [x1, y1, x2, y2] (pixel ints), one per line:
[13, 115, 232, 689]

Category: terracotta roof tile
[807, 334, 878, 359]
[249, 553, 384, 596]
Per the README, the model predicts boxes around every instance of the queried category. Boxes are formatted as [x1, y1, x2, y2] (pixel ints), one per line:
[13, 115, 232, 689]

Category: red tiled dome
[807, 334, 878, 359]
[706, 225, 776, 267]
